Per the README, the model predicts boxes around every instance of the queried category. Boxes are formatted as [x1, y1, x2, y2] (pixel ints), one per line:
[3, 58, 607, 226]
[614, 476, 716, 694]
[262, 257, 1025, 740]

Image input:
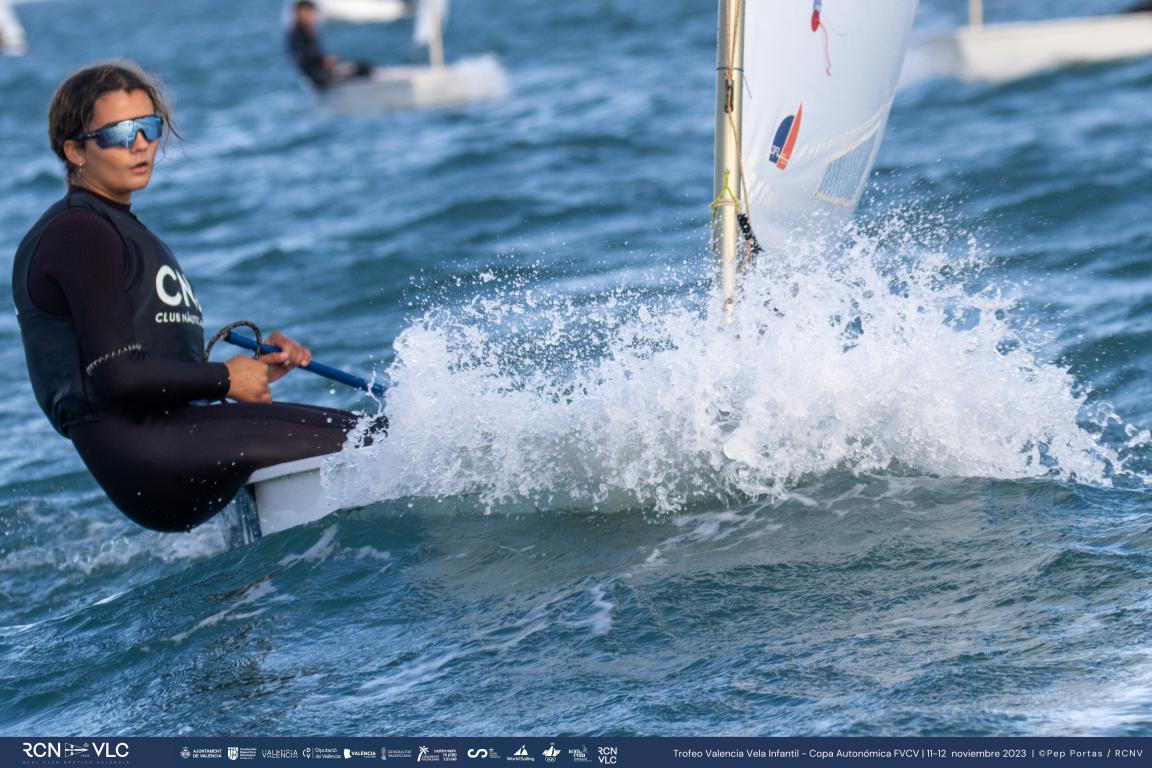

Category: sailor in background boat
[287, 0, 375, 89]
[12, 62, 378, 533]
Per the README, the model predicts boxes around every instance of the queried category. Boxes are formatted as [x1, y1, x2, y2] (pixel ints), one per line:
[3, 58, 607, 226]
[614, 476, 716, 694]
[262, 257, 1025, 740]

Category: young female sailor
[12, 61, 371, 532]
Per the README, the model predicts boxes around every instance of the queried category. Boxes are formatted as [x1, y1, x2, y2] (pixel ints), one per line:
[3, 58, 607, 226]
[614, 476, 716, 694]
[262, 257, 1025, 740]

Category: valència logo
[181, 746, 191, 759]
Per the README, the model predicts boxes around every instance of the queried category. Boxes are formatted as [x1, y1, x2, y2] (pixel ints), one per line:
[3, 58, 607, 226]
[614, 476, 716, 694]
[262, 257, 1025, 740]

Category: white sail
[413, 0, 448, 46]
[0, 0, 28, 56]
[739, 0, 917, 247]
[317, 0, 411, 24]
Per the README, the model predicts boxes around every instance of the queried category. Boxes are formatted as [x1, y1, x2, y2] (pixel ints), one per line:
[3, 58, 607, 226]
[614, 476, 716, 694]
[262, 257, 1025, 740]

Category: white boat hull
[317, 54, 508, 114]
[901, 12, 1152, 87]
[222, 456, 337, 547]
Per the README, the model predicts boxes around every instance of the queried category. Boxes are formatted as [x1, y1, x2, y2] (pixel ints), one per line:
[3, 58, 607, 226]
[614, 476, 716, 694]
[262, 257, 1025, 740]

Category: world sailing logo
[770, 103, 804, 170]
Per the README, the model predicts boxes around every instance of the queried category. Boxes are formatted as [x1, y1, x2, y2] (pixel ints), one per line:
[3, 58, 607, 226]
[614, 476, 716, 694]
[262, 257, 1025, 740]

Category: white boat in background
[232, 0, 918, 544]
[317, 0, 508, 114]
[0, 0, 28, 56]
[901, 0, 1152, 87]
[319, 54, 506, 114]
[318, 0, 411, 24]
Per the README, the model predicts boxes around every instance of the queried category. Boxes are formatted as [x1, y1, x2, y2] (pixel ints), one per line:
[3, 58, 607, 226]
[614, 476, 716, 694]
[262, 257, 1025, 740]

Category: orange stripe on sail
[777, 103, 804, 170]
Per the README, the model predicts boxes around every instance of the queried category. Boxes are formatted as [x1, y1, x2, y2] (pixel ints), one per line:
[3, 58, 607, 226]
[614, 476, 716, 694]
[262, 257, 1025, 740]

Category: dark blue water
[2, 0, 1151, 736]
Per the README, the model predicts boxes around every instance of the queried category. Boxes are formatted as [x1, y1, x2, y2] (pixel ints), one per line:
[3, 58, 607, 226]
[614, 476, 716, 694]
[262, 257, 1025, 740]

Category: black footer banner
[2, 736, 1148, 768]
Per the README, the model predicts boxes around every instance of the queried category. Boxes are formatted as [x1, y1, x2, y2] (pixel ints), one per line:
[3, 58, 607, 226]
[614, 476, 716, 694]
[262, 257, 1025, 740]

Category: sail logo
[769, 103, 804, 169]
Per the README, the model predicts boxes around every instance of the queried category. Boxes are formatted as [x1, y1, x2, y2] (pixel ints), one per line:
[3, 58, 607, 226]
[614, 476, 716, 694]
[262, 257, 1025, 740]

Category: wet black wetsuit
[13, 188, 363, 532]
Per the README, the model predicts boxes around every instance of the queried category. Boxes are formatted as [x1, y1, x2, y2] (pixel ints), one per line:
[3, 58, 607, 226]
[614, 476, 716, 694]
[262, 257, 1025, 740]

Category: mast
[712, 0, 746, 323]
[414, 0, 446, 68]
[428, 4, 445, 68]
[968, 0, 983, 27]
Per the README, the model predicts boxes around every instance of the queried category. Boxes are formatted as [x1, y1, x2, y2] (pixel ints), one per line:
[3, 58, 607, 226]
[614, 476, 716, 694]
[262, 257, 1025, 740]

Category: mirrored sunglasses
[72, 115, 164, 149]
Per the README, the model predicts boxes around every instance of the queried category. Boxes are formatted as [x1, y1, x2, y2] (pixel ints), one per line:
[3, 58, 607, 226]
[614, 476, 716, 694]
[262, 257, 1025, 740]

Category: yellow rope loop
[710, 170, 742, 225]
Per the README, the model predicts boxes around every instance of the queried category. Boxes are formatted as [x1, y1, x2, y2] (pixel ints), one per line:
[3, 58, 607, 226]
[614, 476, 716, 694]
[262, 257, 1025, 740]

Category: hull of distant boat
[316, 0, 410, 24]
[900, 12, 1152, 86]
[316, 54, 508, 114]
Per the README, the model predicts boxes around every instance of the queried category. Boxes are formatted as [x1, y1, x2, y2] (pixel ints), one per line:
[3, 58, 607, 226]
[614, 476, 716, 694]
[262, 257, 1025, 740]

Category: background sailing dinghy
[0, 0, 28, 56]
[230, 0, 920, 547]
[316, 0, 508, 114]
[900, 0, 1152, 87]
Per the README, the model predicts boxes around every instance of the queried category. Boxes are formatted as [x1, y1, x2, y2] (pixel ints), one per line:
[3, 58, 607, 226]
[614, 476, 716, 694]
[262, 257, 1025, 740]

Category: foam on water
[324, 214, 1148, 514]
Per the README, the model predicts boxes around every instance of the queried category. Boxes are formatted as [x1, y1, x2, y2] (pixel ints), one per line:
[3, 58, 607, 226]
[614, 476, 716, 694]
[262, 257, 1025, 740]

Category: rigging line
[710, 170, 741, 224]
[819, 21, 832, 75]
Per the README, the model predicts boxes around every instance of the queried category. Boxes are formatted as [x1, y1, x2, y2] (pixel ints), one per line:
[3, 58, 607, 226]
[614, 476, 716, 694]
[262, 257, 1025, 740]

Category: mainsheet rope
[204, 320, 262, 362]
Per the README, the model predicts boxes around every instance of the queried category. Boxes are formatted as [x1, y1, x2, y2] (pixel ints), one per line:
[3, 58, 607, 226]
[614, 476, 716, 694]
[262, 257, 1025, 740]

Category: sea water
[1, 0, 1150, 736]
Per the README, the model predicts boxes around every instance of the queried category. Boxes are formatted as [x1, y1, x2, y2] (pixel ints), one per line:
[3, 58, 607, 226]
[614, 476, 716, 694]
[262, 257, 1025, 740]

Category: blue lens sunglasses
[72, 114, 164, 149]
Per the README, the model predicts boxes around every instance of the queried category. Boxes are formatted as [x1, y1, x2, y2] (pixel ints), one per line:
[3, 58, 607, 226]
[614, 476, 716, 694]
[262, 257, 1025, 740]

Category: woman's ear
[62, 139, 87, 169]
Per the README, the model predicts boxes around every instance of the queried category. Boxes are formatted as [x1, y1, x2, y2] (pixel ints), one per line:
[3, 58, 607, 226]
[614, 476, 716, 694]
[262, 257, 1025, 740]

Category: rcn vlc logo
[22, 741, 130, 760]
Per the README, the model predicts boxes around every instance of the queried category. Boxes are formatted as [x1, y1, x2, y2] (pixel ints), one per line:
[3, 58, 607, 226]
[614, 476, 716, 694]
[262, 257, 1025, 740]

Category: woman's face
[65, 89, 160, 204]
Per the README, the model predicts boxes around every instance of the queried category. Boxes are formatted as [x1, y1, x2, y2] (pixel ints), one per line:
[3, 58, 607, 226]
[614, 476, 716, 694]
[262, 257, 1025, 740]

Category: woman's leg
[70, 402, 366, 532]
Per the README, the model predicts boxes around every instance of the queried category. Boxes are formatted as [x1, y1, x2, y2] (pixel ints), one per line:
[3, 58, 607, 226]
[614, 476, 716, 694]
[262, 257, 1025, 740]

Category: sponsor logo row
[18, 741, 619, 765]
[176, 743, 608, 763]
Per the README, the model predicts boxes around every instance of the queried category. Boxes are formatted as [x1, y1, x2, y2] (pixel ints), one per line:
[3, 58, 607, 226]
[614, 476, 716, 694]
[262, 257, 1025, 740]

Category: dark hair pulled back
[48, 60, 179, 183]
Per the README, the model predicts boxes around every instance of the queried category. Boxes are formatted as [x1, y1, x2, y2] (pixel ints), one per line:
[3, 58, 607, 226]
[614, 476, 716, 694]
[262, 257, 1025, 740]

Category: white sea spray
[325, 219, 1142, 514]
